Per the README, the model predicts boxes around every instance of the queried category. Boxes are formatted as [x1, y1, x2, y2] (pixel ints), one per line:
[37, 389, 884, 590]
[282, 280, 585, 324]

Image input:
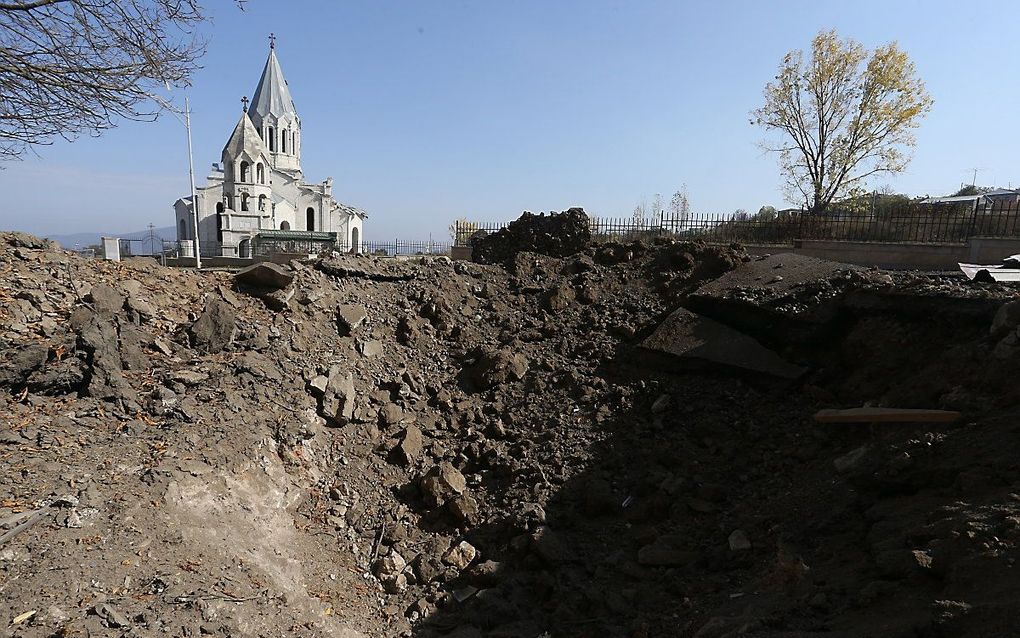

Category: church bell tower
[247, 34, 302, 174]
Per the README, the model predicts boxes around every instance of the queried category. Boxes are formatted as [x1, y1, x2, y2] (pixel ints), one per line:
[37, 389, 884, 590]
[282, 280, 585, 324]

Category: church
[172, 38, 366, 258]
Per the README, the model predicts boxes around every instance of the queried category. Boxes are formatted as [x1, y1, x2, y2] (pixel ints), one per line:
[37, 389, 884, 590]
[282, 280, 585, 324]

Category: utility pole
[185, 96, 201, 269]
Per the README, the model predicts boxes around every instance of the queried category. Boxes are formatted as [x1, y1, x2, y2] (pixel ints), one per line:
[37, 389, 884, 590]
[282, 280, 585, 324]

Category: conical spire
[222, 110, 267, 160]
[248, 44, 297, 122]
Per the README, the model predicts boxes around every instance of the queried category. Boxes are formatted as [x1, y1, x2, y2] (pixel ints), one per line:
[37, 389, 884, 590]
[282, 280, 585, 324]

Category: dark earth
[2, 214, 1020, 638]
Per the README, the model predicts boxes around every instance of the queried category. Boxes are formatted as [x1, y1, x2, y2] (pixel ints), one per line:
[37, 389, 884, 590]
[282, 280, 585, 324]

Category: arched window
[241, 192, 250, 211]
[306, 207, 315, 231]
[216, 201, 224, 214]
[240, 161, 250, 183]
[226, 194, 233, 210]
[258, 194, 267, 211]
[281, 130, 287, 153]
[280, 221, 290, 230]
[256, 163, 264, 184]
[179, 218, 187, 240]
[216, 212, 223, 242]
[268, 127, 276, 152]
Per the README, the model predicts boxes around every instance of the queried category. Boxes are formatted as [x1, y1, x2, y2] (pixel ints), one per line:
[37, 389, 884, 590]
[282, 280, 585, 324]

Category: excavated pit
[2, 229, 1020, 638]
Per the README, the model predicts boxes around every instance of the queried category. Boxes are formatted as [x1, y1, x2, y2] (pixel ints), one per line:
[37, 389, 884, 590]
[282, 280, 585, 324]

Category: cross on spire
[269, 33, 276, 49]
[241, 95, 248, 111]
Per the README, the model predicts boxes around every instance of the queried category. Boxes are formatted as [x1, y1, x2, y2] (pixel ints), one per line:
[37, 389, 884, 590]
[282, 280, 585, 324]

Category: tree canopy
[951, 184, 999, 197]
[0, 0, 237, 160]
[752, 30, 933, 213]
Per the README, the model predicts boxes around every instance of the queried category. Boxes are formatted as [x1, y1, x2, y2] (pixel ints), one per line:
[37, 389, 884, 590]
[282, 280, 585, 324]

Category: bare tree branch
[0, 0, 68, 10]
[0, 0, 242, 160]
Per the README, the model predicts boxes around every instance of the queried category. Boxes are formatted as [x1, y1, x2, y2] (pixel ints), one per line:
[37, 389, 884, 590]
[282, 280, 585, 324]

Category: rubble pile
[470, 208, 592, 264]
[2, 229, 1020, 637]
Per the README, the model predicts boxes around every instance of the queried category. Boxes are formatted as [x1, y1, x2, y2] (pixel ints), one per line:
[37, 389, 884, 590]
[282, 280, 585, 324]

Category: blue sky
[1, 0, 1018, 241]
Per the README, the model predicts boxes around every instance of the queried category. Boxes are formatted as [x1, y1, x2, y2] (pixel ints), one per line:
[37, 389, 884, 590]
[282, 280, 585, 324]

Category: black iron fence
[343, 240, 451, 257]
[253, 231, 338, 257]
[453, 217, 680, 246]
[456, 200, 1020, 247]
[157, 237, 452, 260]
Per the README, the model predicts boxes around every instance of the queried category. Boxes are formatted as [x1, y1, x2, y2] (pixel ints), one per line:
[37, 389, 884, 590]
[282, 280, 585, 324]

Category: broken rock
[374, 550, 408, 594]
[321, 365, 356, 424]
[543, 283, 576, 312]
[358, 339, 383, 358]
[189, 297, 236, 354]
[393, 425, 423, 465]
[0, 344, 49, 387]
[308, 374, 328, 397]
[380, 402, 404, 426]
[470, 347, 529, 389]
[87, 284, 125, 316]
[337, 304, 368, 336]
[448, 494, 480, 525]
[235, 262, 295, 290]
[641, 307, 805, 379]
[421, 462, 467, 507]
[443, 540, 478, 570]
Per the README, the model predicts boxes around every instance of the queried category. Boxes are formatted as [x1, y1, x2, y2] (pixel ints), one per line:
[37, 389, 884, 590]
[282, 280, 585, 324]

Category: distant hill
[47, 226, 176, 254]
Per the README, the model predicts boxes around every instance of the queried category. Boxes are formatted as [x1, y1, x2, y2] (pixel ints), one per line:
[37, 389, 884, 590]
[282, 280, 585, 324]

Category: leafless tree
[0, 0, 239, 160]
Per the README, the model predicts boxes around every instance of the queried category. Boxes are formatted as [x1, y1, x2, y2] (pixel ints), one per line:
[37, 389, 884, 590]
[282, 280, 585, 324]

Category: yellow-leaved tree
[752, 30, 933, 213]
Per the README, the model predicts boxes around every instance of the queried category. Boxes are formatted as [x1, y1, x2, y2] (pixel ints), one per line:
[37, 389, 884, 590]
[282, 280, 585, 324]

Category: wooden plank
[813, 407, 961, 424]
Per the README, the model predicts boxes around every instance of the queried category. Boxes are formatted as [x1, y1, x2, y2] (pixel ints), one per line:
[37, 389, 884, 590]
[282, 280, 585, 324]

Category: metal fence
[157, 237, 452, 259]
[253, 231, 338, 257]
[453, 217, 680, 246]
[456, 200, 1020, 247]
[342, 240, 451, 256]
[161, 239, 226, 257]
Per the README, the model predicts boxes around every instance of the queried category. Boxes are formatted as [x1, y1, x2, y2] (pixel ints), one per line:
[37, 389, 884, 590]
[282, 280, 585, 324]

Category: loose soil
[2, 227, 1020, 638]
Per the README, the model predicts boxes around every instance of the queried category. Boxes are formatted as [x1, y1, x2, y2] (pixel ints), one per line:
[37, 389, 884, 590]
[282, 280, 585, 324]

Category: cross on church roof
[269, 33, 276, 49]
[241, 95, 248, 111]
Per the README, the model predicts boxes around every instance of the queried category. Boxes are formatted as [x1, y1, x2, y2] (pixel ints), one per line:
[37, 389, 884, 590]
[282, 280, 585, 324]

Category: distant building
[172, 39, 366, 258]
[920, 189, 1020, 208]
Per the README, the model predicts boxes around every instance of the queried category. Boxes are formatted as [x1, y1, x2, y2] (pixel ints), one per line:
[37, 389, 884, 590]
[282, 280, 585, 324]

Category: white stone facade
[173, 42, 365, 258]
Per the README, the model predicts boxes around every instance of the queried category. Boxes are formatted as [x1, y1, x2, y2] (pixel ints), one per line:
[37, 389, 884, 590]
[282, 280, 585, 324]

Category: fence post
[967, 201, 980, 240]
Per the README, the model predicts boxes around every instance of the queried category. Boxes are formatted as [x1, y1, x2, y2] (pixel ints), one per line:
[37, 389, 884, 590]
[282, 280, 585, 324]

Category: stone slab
[641, 307, 805, 379]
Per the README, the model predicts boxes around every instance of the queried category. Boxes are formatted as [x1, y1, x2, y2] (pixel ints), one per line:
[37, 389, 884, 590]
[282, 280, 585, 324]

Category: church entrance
[306, 207, 315, 231]
[350, 227, 359, 253]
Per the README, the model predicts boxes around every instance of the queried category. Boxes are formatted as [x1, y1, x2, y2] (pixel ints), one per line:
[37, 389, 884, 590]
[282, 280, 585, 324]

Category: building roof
[921, 189, 1020, 204]
[248, 48, 298, 122]
[336, 202, 369, 219]
[222, 111, 268, 161]
[256, 230, 337, 241]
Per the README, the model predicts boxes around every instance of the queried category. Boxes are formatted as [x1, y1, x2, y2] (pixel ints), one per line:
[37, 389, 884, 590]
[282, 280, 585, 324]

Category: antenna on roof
[965, 167, 987, 187]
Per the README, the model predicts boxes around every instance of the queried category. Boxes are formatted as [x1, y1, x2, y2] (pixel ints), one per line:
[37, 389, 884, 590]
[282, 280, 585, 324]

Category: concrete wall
[790, 240, 967, 270]
[967, 238, 1020, 263]
[164, 251, 307, 269]
[765, 237, 1020, 270]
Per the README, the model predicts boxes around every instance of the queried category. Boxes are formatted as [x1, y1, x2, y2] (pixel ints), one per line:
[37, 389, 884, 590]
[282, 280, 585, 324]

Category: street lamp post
[185, 96, 201, 269]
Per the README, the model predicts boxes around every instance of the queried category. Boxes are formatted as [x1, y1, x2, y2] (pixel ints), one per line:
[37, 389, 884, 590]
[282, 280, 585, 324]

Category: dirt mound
[471, 208, 592, 264]
[3, 231, 1020, 637]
